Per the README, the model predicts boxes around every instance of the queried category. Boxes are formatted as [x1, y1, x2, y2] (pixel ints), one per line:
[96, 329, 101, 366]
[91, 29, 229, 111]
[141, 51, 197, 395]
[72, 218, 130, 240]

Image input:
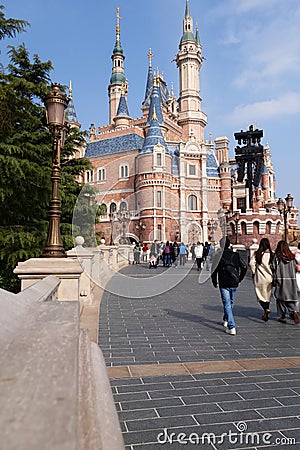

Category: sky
[1, 0, 300, 214]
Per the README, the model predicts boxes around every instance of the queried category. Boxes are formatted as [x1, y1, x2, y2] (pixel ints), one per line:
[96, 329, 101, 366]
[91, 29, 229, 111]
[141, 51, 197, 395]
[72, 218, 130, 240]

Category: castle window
[97, 167, 106, 182]
[253, 221, 260, 235]
[156, 153, 162, 166]
[266, 221, 272, 234]
[188, 194, 197, 210]
[189, 164, 196, 176]
[120, 164, 129, 178]
[237, 197, 246, 213]
[110, 202, 117, 214]
[98, 203, 107, 217]
[86, 170, 94, 183]
[119, 201, 127, 211]
[157, 191, 162, 207]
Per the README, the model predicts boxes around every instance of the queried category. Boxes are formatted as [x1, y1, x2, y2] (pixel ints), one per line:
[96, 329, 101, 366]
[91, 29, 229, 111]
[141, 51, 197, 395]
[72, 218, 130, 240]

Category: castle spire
[142, 49, 154, 108]
[109, 7, 127, 124]
[65, 80, 79, 127]
[181, 0, 195, 43]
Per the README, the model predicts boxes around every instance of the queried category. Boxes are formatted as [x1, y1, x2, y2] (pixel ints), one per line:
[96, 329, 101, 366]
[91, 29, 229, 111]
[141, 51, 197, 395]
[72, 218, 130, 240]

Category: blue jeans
[220, 287, 237, 329]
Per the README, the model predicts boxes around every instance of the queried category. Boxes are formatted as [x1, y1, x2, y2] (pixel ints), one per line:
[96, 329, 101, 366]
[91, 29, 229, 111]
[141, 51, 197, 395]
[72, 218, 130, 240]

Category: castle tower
[113, 84, 131, 129]
[136, 87, 173, 241]
[65, 81, 80, 129]
[142, 49, 153, 116]
[176, 0, 207, 142]
[108, 7, 127, 124]
[215, 136, 229, 165]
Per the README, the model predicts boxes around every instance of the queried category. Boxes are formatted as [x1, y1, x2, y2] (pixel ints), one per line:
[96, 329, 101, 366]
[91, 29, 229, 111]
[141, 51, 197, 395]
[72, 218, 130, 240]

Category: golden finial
[121, 82, 125, 95]
[69, 80, 73, 99]
[152, 105, 158, 121]
[147, 48, 153, 67]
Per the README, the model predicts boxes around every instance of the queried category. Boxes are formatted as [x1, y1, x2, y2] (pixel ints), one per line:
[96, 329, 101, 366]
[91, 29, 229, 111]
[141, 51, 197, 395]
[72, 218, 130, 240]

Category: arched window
[253, 221, 260, 235]
[86, 170, 94, 183]
[110, 202, 117, 214]
[98, 203, 107, 217]
[266, 221, 272, 234]
[119, 201, 127, 211]
[241, 222, 247, 235]
[120, 164, 129, 178]
[97, 167, 106, 182]
[188, 194, 197, 211]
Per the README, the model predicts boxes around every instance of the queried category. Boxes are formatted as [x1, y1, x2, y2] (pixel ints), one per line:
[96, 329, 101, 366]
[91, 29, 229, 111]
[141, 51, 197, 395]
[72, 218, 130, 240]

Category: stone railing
[0, 276, 124, 450]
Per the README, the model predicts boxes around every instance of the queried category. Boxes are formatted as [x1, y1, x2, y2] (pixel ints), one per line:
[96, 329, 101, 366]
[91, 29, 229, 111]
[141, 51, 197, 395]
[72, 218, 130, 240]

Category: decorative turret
[180, 0, 196, 44]
[65, 81, 80, 129]
[141, 106, 168, 154]
[176, 0, 207, 142]
[108, 7, 128, 124]
[142, 49, 153, 113]
[113, 83, 131, 129]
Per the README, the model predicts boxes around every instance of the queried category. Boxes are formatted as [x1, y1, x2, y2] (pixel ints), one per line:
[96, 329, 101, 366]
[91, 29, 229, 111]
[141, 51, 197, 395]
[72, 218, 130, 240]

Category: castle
[67, 1, 298, 247]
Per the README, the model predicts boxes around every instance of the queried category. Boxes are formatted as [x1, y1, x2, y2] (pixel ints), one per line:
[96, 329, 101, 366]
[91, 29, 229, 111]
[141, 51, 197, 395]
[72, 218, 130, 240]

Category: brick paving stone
[98, 264, 300, 448]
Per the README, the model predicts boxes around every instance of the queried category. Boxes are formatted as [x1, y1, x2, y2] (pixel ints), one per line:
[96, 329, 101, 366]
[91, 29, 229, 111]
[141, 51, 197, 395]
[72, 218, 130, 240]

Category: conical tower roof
[65, 81, 79, 124]
[141, 106, 169, 154]
[116, 91, 130, 117]
[146, 76, 164, 127]
[142, 49, 153, 108]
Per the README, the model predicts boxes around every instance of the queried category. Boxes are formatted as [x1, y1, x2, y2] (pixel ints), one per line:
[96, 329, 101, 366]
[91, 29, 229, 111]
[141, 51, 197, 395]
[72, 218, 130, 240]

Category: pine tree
[0, 44, 92, 292]
[0, 4, 29, 41]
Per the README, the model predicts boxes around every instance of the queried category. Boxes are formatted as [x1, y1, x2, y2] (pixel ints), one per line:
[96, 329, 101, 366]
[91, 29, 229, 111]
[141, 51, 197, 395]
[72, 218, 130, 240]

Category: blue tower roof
[65, 97, 78, 124]
[85, 133, 144, 157]
[206, 149, 219, 177]
[146, 78, 164, 126]
[141, 106, 169, 154]
[116, 93, 130, 116]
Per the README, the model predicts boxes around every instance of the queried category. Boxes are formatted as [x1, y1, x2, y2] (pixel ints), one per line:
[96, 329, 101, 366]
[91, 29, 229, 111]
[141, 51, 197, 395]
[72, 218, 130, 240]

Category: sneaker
[223, 321, 228, 328]
[293, 311, 300, 324]
[226, 327, 236, 335]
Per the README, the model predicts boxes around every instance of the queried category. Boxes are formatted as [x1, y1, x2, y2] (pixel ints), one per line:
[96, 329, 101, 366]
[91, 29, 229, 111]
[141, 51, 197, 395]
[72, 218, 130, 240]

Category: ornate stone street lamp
[109, 212, 114, 246]
[116, 209, 130, 244]
[41, 84, 68, 257]
[226, 211, 240, 244]
[135, 220, 146, 242]
[208, 218, 218, 243]
[277, 193, 293, 242]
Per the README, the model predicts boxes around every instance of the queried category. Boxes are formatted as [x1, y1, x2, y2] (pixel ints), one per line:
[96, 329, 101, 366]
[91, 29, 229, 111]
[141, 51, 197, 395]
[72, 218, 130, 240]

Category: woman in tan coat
[249, 238, 273, 321]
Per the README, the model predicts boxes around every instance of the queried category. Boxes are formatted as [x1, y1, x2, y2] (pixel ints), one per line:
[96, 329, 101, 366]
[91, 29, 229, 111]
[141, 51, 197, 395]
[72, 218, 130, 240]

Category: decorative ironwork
[234, 125, 264, 209]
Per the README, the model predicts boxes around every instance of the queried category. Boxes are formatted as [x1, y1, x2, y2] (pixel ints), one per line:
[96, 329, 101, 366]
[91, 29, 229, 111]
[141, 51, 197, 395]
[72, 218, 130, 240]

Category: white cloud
[225, 92, 300, 125]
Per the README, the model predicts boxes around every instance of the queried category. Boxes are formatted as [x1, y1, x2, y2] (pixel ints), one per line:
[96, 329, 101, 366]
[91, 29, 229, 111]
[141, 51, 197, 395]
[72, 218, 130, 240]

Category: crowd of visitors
[129, 236, 300, 335]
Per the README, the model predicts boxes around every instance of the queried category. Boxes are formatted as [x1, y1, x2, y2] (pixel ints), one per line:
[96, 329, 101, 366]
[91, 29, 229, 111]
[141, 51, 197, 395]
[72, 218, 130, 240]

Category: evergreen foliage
[0, 7, 94, 292]
[0, 5, 29, 41]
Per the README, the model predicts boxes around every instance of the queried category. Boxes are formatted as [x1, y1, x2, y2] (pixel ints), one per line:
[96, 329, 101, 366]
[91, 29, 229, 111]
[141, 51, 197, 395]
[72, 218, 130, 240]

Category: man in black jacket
[211, 237, 247, 335]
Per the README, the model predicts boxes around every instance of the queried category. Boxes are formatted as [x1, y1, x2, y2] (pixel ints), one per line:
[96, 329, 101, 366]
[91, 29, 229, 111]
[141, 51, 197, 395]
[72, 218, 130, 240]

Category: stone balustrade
[0, 276, 124, 450]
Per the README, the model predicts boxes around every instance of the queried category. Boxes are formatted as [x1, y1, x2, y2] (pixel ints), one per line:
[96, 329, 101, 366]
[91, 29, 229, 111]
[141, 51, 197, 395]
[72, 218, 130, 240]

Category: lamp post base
[41, 248, 67, 258]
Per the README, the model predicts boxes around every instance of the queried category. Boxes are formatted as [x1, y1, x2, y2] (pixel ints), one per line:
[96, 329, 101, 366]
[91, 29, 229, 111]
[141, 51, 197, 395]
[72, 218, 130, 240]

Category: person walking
[172, 241, 179, 267]
[249, 237, 274, 322]
[211, 236, 247, 335]
[178, 242, 188, 266]
[294, 242, 300, 292]
[194, 242, 204, 271]
[142, 243, 149, 262]
[272, 240, 299, 324]
[164, 241, 171, 267]
[133, 242, 141, 264]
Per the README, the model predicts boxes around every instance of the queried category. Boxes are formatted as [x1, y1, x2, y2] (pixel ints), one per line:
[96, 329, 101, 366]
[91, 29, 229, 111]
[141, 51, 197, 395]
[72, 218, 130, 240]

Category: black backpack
[221, 252, 240, 284]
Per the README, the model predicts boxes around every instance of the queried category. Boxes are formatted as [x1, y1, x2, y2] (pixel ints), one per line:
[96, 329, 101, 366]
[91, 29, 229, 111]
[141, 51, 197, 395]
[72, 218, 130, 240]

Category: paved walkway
[98, 260, 300, 449]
